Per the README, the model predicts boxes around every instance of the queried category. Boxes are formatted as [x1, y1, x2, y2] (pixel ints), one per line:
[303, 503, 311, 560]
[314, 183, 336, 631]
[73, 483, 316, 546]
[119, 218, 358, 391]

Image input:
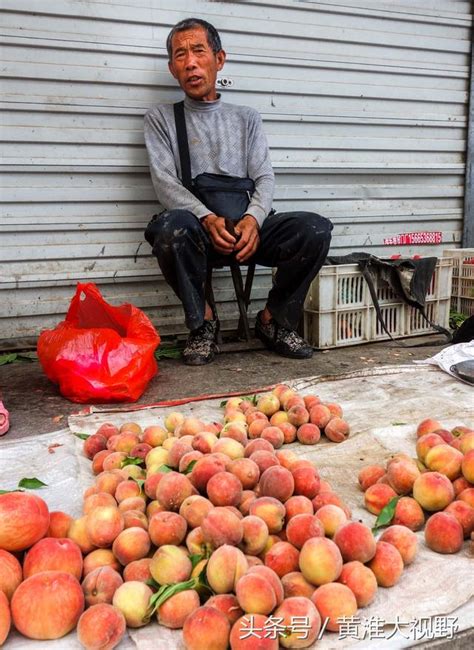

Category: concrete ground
[1, 333, 448, 440]
[1, 333, 473, 649]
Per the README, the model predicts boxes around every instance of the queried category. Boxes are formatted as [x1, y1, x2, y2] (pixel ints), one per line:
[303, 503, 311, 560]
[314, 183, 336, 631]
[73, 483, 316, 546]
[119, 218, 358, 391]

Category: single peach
[311, 582, 357, 632]
[444, 500, 474, 538]
[264, 541, 299, 578]
[201, 507, 244, 548]
[392, 496, 425, 531]
[112, 581, 152, 628]
[315, 504, 347, 537]
[333, 521, 376, 563]
[179, 495, 214, 529]
[424, 512, 464, 553]
[150, 545, 192, 585]
[0, 590, 10, 645]
[81, 566, 123, 607]
[206, 545, 248, 594]
[274, 596, 321, 648]
[249, 497, 286, 534]
[338, 560, 377, 607]
[379, 525, 418, 565]
[364, 483, 398, 515]
[123, 558, 152, 583]
[239, 515, 269, 556]
[416, 418, 443, 437]
[183, 606, 230, 650]
[412, 472, 455, 511]
[0, 492, 50, 552]
[158, 589, 200, 629]
[281, 571, 315, 599]
[286, 514, 324, 550]
[23, 537, 83, 580]
[0, 550, 22, 601]
[299, 537, 343, 586]
[207, 471, 243, 507]
[206, 594, 243, 625]
[77, 603, 126, 649]
[11, 571, 84, 639]
[367, 541, 404, 587]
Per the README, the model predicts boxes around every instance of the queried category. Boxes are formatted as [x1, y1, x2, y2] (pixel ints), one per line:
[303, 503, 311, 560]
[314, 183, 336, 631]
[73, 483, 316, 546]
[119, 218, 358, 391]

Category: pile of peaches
[0, 385, 472, 650]
[359, 418, 474, 554]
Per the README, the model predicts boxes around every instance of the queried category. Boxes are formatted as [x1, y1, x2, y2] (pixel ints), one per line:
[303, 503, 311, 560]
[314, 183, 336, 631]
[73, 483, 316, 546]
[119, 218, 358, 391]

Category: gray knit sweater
[144, 95, 275, 227]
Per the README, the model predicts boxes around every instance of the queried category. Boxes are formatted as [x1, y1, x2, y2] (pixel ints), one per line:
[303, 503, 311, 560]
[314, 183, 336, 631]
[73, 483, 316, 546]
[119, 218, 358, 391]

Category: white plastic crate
[442, 249, 474, 316]
[304, 258, 453, 349]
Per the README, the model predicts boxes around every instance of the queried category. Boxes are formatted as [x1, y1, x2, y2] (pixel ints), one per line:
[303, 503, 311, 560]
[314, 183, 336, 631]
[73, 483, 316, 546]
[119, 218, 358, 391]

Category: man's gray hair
[166, 18, 222, 60]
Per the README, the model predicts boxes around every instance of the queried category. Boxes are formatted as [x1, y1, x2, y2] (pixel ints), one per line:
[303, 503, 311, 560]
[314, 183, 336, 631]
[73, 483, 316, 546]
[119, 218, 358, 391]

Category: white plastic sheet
[2, 364, 473, 648]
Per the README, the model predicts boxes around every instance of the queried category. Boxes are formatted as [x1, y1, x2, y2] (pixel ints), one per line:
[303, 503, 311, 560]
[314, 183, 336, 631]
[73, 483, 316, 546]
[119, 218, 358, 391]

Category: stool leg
[205, 265, 222, 345]
[231, 260, 252, 341]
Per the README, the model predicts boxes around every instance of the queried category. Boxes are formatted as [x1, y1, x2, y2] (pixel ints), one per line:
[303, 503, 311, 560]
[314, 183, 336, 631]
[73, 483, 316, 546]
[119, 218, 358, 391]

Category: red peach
[416, 418, 443, 437]
[207, 471, 243, 507]
[286, 514, 324, 550]
[206, 545, 248, 594]
[158, 589, 200, 629]
[92, 449, 113, 474]
[324, 417, 350, 443]
[244, 438, 273, 457]
[239, 516, 269, 556]
[201, 507, 244, 548]
[285, 496, 314, 521]
[309, 404, 331, 429]
[367, 541, 404, 587]
[458, 488, 474, 507]
[445, 500, 474, 538]
[149, 511, 187, 546]
[179, 495, 214, 529]
[96, 423, 120, 439]
[183, 606, 230, 650]
[379, 525, 418, 565]
[0, 591, 10, 645]
[291, 464, 320, 499]
[83, 549, 120, 577]
[86, 506, 124, 548]
[274, 596, 321, 648]
[424, 512, 464, 553]
[123, 558, 152, 583]
[259, 466, 294, 503]
[142, 425, 168, 447]
[462, 449, 474, 483]
[392, 496, 425, 531]
[249, 450, 280, 474]
[281, 572, 315, 599]
[206, 594, 243, 625]
[296, 423, 321, 445]
[81, 566, 123, 607]
[0, 492, 50, 552]
[364, 483, 398, 515]
[112, 527, 151, 565]
[260, 426, 284, 449]
[0, 550, 22, 601]
[77, 603, 126, 650]
[311, 582, 357, 632]
[334, 521, 376, 563]
[84, 433, 107, 460]
[249, 497, 286, 534]
[412, 472, 455, 511]
[230, 458, 260, 490]
[425, 444, 464, 481]
[11, 571, 84, 639]
[416, 433, 445, 463]
[150, 545, 192, 585]
[338, 560, 377, 607]
[23, 537, 83, 580]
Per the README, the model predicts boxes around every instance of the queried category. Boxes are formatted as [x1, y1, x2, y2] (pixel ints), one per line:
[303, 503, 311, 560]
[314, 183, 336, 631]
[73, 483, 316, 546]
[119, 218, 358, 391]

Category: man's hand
[234, 215, 259, 262]
[201, 214, 236, 255]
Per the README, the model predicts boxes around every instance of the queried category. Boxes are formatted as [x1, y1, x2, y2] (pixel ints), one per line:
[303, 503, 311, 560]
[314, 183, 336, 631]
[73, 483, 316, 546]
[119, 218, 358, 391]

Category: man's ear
[216, 50, 226, 71]
[168, 60, 178, 79]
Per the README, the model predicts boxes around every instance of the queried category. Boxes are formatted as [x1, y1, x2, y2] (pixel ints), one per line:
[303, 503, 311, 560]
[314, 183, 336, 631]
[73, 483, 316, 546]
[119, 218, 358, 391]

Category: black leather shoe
[183, 320, 219, 366]
[255, 311, 313, 359]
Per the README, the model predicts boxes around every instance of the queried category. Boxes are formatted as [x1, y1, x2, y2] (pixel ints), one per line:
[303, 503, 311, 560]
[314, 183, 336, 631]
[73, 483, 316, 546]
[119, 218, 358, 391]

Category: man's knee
[297, 212, 333, 243]
[145, 209, 202, 249]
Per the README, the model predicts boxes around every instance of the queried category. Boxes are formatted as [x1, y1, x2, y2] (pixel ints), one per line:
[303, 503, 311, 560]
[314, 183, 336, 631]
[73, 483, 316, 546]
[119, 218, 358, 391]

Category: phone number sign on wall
[383, 232, 443, 246]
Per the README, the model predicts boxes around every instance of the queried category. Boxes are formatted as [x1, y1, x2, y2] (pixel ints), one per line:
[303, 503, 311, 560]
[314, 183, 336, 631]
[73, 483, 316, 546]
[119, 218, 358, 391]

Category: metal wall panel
[0, 0, 472, 341]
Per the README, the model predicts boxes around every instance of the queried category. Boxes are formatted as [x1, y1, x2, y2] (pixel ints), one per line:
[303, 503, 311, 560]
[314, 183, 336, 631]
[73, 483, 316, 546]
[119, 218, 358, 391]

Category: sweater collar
[184, 94, 221, 112]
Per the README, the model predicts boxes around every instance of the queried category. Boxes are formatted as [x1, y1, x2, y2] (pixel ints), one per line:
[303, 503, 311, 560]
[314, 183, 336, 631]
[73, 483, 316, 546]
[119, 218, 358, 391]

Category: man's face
[168, 27, 226, 102]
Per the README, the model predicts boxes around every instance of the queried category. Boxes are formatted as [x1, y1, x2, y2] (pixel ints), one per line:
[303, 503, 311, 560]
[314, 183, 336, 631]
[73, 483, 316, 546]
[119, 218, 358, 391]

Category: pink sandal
[0, 401, 9, 436]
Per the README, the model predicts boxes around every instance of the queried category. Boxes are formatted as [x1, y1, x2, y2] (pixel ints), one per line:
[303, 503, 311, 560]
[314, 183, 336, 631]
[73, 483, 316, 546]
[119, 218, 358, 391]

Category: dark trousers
[145, 210, 333, 332]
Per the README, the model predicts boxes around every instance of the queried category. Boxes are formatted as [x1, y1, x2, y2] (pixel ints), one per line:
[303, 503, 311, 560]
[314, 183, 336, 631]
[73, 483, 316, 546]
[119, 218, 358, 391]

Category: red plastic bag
[37, 283, 160, 403]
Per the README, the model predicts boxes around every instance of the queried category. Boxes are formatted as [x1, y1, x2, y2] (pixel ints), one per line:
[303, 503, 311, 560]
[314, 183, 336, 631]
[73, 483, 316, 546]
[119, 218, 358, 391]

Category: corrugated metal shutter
[1, 0, 472, 341]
